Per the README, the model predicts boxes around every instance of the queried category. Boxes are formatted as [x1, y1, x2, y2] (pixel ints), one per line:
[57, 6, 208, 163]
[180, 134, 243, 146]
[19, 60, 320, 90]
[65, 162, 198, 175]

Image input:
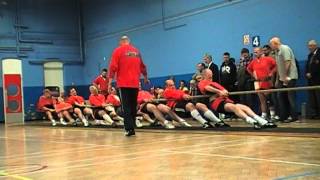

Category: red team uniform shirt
[106, 94, 121, 107]
[198, 80, 234, 111]
[89, 94, 106, 107]
[247, 56, 276, 89]
[163, 88, 186, 108]
[137, 90, 154, 105]
[93, 75, 109, 94]
[108, 44, 147, 88]
[66, 95, 85, 106]
[37, 96, 56, 112]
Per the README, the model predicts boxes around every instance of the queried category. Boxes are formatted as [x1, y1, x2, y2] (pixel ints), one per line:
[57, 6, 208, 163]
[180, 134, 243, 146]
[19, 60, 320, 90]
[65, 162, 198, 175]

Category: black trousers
[118, 88, 139, 131]
[276, 80, 298, 121]
[270, 90, 280, 116]
[239, 81, 258, 113]
[307, 84, 320, 117]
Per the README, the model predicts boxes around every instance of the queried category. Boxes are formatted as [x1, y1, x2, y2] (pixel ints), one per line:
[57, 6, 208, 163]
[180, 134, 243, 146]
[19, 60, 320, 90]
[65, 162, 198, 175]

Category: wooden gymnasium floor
[0, 119, 320, 180]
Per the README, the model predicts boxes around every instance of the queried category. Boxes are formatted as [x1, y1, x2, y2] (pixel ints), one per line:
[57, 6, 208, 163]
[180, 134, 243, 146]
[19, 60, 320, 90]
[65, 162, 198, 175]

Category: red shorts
[255, 81, 272, 90]
[210, 97, 234, 112]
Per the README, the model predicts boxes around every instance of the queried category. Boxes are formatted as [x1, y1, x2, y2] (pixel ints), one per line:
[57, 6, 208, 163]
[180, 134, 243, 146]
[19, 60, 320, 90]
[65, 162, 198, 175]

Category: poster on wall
[4, 74, 23, 113]
[243, 34, 250, 45]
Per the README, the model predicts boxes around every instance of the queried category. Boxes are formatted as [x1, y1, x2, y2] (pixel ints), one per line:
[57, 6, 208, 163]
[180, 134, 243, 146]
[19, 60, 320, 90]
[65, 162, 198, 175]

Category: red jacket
[66, 95, 85, 105]
[108, 44, 147, 88]
[106, 94, 121, 107]
[137, 90, 154, 105]
[163, 88, 186, 108]
[89, 94, 105, 107]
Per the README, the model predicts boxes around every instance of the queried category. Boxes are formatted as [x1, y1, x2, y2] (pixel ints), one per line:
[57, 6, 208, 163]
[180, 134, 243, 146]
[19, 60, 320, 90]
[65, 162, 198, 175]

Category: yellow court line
[0, 170, 33, 180]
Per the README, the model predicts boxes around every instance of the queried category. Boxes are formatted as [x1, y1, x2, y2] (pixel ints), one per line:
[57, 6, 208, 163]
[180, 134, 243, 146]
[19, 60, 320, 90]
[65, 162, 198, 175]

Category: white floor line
[0, 134, 220, 161]
[172, 151, 320, 167]
[0, 136, 119, 148]
[4, 139, 246, 174]
[0, 146, 100, 159]
[115, 134, 226, 147]
[1, 133, 208, 148]
[169, 137, 291, 152]
[45, 139, 251, 165]
[8, 150, 182, 176]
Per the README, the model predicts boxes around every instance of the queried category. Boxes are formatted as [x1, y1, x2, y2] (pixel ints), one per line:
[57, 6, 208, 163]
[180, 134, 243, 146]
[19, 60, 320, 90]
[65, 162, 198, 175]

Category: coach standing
[270, 37, 298, 122]
[305, 40, 320, 119]
[108, 35, 149, 136]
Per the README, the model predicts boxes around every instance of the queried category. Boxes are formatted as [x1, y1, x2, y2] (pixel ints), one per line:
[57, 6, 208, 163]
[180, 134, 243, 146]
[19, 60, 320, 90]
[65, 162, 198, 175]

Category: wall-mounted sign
[252, 36, 260, 47]
[243, 34, 250, 45]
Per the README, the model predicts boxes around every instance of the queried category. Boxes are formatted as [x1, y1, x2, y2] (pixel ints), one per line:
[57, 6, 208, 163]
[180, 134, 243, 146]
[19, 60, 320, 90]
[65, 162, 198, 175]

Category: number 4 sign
[252, 36, 260, 47]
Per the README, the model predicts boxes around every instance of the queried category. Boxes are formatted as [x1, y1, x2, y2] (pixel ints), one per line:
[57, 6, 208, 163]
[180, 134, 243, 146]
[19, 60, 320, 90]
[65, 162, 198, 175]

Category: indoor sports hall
[0, 0, 319, 179]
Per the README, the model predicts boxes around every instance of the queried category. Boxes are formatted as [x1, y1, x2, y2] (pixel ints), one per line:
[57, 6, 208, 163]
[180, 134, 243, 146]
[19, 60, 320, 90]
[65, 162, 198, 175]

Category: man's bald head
[165, 79, 176, 88]
[119, 35, 130, 45]
[165, 79, 174, 85]
[269, 37, 282, 50]
[202, 69, 213, 80]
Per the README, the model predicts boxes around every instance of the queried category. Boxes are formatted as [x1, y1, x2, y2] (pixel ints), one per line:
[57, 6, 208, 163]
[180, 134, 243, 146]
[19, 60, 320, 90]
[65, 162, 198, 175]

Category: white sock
[175, 116, 186, 123]
[261, 112, 267, 118]
[102, 114, 114, 124]
[204, 110, 221, 123]
[270, 110, 275, 117]
[253, 115, 268, 125]
[60, 118, 64, 122]
[114, 116, 124, 122]
[245, 116, 256, 125]
[190, 110, 207, 125]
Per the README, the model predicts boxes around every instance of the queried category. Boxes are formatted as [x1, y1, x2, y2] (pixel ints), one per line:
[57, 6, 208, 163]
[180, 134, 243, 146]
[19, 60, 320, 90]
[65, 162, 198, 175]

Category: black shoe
[283, 119, 293, 123]
[253, 122, 261, 130]
[202, 122, 210, 128]
[124, 129, 135, 137]
[150, 120, 161, 127]
[215, 121, 230, 128]
[314, 116, 320, 120]
[260, 122, 277, 129]
[111, 122, 117, 128]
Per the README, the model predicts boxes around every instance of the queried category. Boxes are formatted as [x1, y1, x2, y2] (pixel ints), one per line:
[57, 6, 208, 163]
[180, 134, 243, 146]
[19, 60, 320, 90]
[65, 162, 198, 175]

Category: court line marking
[0, 136, 119, 148]
[0, 133, 205, 149]
[5, 151, 182, 177]
[0, 134, 237, 160]
[163, 136, 320, 168]
[5, 138, 247, 166]
[0, 146, 102, 159]
[170, 136, 293, 152]
[0, 133, 207, 148]
[274, 171, 320, 180]
[0, 170, 33, 180]
[12, 139, 272, 176]
[3, 138, 249, 174]
[0, 134, 225, 161]
[167, 151, 320, 167]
